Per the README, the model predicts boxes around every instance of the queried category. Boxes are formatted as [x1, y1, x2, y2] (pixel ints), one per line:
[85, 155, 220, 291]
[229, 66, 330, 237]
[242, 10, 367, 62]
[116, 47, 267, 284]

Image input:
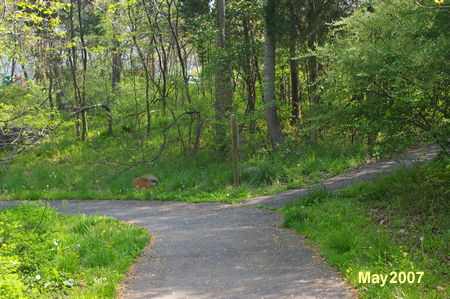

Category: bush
[316, 0, 449, 156]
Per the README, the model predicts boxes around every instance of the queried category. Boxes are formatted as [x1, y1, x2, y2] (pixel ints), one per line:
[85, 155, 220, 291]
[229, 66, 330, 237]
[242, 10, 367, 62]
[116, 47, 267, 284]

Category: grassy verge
[0, 203, 150, 298]
[283, 159, 449, 298]
[0, 125, 367, 202]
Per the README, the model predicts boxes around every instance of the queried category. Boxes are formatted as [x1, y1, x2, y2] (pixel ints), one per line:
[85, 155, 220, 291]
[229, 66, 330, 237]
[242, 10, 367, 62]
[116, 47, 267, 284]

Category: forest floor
[0, 144, 440, 298]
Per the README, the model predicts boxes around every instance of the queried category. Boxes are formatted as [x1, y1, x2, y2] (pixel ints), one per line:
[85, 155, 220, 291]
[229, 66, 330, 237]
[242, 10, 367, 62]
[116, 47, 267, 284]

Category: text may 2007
[358, 271, 424, 287]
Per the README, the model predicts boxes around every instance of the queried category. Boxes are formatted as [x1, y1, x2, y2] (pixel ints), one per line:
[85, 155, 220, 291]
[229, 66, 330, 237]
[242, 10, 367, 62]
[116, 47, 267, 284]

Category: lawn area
[283, 158, 449, 298]
[0, 203, 150, 298]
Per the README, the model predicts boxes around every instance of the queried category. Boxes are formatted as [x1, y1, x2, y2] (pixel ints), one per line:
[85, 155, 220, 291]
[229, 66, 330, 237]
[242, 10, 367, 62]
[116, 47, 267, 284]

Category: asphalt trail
[1, 145, 439, 298]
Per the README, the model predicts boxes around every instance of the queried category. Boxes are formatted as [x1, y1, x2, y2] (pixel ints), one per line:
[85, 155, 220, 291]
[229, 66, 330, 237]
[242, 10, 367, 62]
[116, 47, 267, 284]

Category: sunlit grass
[283, 159, 449, 298]
[0, 203, 150, 298]
[0, 123, 367, 202]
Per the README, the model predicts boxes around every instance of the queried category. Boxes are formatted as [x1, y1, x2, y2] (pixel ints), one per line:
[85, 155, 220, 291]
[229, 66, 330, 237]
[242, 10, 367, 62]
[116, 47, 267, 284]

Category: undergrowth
[0, 202, 150, 298]
[0, 123, 366, 202]
[283, 159, 449, 298]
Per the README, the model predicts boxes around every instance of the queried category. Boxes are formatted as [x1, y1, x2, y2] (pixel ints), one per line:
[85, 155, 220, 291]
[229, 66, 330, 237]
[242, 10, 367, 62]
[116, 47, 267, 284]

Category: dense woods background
[0, 0, 448, 199]
[0, 1, 448, 298]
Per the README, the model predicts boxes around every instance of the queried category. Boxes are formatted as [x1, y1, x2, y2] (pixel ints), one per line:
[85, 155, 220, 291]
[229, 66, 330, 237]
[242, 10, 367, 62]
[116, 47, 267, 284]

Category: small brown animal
[132, 174, 160, 190]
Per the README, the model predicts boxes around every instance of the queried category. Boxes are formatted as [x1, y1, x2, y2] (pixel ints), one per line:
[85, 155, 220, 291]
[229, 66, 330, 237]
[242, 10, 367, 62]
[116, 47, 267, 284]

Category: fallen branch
[0, 104, 111, 169]
[150, 110, 199, 163]
[0, 98, 49, 124]
[51, 104, 111, 132]
[104, 110, 200, 182]
[415, 0, 450, 9]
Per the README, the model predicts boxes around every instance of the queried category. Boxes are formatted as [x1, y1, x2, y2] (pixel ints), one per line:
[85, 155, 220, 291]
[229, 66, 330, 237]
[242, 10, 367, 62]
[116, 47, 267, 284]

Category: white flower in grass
[36, 275, 41, 280]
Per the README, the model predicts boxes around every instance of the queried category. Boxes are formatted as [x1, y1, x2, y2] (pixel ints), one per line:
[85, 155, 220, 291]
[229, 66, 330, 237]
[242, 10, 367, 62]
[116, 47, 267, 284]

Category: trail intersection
[0, 145, 438, 298]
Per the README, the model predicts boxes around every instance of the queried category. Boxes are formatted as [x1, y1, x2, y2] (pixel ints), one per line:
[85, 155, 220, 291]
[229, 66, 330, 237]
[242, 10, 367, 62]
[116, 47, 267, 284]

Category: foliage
[0, 84, 57, 128]
[0, 202, 150, 298]
[283, 159, 449, 298]
[0, 120, 367, 202]
[0, 1, 447, 297]
[316, 0, 449, 157]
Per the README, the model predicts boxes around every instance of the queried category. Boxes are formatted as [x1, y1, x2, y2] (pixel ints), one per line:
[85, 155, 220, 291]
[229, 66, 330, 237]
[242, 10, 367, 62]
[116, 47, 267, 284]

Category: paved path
[244, 144, 440, 208]
[0, 144, 439, 298]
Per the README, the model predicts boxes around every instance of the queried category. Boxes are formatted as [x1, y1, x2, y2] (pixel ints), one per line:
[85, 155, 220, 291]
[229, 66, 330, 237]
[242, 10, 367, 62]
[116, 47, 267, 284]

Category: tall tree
[303, 0, 356, 144]
[128, 1, 153, 135]
[68, 0, 82, 138]
[288, 2, 301, 125]
[111, 0, 122, 91]
[76, 0, 89, 141]
[215, 0, 233, 151]
[263, 0, 284, 150]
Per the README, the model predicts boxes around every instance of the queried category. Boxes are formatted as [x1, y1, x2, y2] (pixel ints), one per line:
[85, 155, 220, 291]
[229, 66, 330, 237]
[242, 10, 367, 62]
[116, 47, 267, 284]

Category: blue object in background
[2, 75, 11, 85]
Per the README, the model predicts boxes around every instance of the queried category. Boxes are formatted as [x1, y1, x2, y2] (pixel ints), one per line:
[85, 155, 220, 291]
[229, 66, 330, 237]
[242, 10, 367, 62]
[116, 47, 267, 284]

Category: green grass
[283, 159, 449, 298]
[0, 121, 367, 202]
[0, 202, 150, 298]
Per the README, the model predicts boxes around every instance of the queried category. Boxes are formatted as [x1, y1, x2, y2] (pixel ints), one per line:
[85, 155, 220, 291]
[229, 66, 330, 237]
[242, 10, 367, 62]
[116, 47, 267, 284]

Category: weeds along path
[244, 144, 441, 208]
[0, 145, 439, 298]
[0, 200, 356, 298]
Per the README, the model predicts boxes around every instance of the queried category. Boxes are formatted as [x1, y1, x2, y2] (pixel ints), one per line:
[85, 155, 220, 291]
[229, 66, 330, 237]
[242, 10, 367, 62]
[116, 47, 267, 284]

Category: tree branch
[0, 104, 111, 169]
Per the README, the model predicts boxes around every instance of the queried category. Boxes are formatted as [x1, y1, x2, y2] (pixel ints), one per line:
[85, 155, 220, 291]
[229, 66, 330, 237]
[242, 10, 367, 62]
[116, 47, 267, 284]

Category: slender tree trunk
[263, 0, 285, 150]
[161, 47, 167, 116]
[166, 1, 192, 104]
[111, 38, 121, 90]
[290, 31, 301, 124]
[366, 90, 377, 157]
[20, 64, 28, 80]
[77, 0, 88, 141]
[69, 0, 80, 138]
[10, 58, 15, 78]
[141, 0, 168, 117]
[48, 66, 53, 111]
[308, 35, 319, 145]
[54, 52, 63, 109]
[128, 3, 152, 135]
[242, 20, 256, 131]
[146, 71, 151, 135]
[215, 0, 233, 152]
[111, 0, 121, 91]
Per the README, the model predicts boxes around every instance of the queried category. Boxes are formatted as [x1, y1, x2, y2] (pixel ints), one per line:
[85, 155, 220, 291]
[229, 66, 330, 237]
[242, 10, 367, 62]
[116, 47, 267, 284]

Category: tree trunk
[69, 0, 80, 138]
[263, 0, 284, 150]
[289, 28, 301, 125]
[129, 2, 152, 135]
[77, 0, 88, 141]
[215, 0, 233, 152]
[48, 66, 53, 111]
[242, 19, 256, 132]
[166, 1, 192, 105]
[54, 52, 63, 109]
[111, 39, 121, 90]
[141, 0, 167, 117]
[10, 58, 15, 78]
[111, 0, 121, 91]
[308, 36, 319, 145]
[20, 63, 28, 80]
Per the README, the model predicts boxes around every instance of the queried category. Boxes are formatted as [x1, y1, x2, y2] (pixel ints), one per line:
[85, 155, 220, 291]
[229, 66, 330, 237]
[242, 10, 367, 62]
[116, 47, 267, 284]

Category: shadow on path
[0, 145, 439, 298]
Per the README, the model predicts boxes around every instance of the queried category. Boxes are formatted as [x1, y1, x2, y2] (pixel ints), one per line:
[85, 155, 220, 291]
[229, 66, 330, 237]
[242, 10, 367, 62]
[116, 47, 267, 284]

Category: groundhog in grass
[132, 174, 160, 190]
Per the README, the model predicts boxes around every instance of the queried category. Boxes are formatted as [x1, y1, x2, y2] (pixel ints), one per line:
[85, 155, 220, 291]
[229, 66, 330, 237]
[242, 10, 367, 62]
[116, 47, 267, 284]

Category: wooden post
[231, 114, 239, 187]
